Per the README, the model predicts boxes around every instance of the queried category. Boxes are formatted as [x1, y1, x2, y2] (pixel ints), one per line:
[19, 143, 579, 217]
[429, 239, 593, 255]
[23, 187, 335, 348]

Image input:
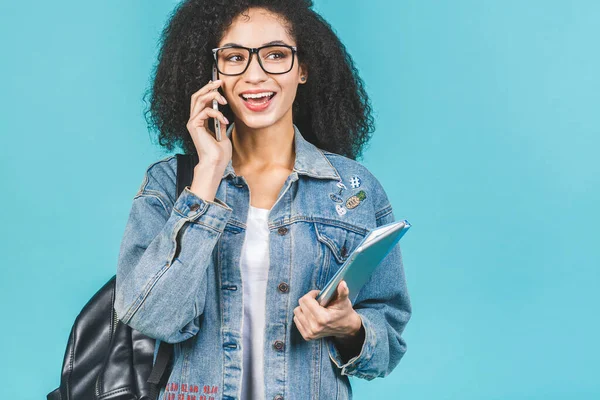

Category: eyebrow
[220, 40, 290, 47]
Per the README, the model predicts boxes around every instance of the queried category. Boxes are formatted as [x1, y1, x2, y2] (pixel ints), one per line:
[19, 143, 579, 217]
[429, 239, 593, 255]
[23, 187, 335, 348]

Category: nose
[243, 51, 268, 82]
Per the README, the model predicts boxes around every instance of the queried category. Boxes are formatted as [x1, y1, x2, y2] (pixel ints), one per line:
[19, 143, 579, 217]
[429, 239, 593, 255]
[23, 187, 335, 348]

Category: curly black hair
[144, 0, 375, 160]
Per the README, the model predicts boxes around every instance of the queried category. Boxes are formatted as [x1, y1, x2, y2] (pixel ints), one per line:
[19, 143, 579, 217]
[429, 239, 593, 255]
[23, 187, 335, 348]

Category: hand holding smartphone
[184, 70, 230, 172]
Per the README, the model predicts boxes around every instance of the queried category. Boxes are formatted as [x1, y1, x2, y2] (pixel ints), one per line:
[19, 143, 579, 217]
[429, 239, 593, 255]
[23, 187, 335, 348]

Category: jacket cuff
[327, 311, 377, 380]
[173, 186, 233, 231]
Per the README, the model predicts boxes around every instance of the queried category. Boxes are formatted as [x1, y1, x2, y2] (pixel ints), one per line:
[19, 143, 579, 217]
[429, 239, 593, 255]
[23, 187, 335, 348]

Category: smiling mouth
[239, 93, 277, 105]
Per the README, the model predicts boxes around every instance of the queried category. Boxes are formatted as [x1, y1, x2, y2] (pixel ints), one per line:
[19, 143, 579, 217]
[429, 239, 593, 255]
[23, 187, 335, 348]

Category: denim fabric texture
[114, 123, 412, 400]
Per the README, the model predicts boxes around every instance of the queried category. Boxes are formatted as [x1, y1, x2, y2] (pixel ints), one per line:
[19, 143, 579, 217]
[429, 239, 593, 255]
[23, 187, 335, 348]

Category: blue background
[1, 1, 598, 399]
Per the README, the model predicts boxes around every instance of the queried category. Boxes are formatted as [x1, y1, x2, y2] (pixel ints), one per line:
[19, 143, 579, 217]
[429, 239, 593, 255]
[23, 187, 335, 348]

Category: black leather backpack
[48, 153, 198, 400]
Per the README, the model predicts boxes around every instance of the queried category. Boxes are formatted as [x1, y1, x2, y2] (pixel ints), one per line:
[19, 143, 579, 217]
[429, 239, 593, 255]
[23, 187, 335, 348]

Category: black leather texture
[48, 153, 196, 400]
[47, 276, 157, 400]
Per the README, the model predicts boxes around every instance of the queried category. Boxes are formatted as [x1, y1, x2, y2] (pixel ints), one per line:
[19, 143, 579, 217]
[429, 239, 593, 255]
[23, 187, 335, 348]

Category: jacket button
[189, 203, 200, 211]
[340, 246, 348, 258]
[278, 282, 289, 293]
[277, 227, 288, 236]
[274, 396, 284, 400]
[273, 340, 285, 351]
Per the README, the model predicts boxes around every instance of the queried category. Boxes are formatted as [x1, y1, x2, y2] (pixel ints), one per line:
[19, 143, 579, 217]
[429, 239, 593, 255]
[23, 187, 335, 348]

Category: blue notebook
[316, 219, 411, 307]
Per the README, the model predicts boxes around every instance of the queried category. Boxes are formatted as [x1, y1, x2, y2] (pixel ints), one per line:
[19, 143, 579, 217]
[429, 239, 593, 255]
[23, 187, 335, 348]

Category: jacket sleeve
[114, 163, 233, 344]
[327, 203, 412, 380]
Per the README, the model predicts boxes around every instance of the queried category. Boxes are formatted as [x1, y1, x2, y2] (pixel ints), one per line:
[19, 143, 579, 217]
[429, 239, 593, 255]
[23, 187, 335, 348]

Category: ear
[298, 63, 308, 84]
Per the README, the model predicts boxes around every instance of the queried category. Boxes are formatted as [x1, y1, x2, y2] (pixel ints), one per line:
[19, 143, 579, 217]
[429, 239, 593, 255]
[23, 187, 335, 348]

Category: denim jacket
[114, 123, 412, 400]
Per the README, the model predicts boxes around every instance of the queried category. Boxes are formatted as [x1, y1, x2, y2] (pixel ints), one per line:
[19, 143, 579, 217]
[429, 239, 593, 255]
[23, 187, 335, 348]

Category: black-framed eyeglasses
[211, 44, 298, 76]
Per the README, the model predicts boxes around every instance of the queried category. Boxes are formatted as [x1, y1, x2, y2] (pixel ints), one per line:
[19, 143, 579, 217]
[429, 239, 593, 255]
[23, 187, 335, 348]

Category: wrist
[332, 312, 365, 363]
[194, 161, 225, 177]
[189, 164, 224, 202]
[336, 311, 363, 340]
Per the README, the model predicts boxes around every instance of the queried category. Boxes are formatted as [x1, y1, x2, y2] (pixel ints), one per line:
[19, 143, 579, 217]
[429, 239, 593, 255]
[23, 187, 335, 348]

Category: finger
[293, 305, 304, 321]
[339, 280, 349, 298]
[189, 80, 224, 116]
[332, 280, 349, 302]
[190, 90, 228, 119]
[298, 294, 322, 322]
[299, 294, 327, 326]
[299, 307, 327, 338]
[191, 79, 223, 99]
[217, 112, 229, 140]
[187, 111, 228, 147]
[188, 107, 229, 131]
[293, 307, 309, 331]
[294, 307, 316, 341]
[293, 315, 310, 341]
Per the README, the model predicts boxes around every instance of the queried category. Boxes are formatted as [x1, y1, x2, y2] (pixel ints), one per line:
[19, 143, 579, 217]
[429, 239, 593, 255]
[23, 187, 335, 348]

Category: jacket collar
[222, 122, 340, 181]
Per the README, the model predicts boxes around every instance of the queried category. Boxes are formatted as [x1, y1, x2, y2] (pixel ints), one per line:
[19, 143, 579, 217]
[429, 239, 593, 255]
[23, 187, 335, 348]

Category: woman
[115, 1, 412, 399]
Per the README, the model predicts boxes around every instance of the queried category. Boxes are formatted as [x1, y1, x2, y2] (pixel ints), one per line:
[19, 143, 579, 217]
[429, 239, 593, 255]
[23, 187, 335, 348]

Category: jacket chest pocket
[314, 222, 367, 290]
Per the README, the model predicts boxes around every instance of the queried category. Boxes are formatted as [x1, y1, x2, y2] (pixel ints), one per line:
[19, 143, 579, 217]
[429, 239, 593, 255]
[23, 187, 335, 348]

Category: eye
[225, 54, 245, 62]
[266, 51, 286, 60]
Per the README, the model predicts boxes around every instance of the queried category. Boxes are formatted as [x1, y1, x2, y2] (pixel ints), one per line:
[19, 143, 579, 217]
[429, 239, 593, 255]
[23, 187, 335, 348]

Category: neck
[231, 115, 295, 173]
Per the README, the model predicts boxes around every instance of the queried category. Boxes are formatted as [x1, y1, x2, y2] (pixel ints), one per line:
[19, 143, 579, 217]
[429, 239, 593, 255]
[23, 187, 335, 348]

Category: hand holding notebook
[316, 219, 411, 307]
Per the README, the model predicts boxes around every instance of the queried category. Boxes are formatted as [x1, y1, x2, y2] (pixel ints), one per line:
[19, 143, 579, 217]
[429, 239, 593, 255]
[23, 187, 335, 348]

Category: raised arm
[114, 159, 232, 343]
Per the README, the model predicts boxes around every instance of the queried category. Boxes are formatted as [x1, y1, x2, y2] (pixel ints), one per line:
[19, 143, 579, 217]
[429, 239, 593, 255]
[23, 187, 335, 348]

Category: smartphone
[212, 63, 221, 141]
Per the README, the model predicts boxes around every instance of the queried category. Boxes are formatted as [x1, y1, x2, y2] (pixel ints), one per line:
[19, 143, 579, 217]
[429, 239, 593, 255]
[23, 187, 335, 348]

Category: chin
[237, 111, 286, 130]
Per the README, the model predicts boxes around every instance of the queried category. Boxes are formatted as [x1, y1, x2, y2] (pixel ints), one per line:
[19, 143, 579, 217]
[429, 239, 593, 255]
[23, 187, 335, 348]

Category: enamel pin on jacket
[114, 123, 412, 400]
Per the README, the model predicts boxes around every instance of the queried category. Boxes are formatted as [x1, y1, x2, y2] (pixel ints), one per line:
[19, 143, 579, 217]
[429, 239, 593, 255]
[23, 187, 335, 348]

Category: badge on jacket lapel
[329, 193, 343, 203]
[349, 175, 361, 189]
[335, 204, 347, 216]
[345, 190, 367, 210]
[329, 180, 347, 204]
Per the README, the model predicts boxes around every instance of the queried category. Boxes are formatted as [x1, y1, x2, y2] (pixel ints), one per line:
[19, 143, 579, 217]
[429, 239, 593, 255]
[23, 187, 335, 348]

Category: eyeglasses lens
[216, 46, 294, 75]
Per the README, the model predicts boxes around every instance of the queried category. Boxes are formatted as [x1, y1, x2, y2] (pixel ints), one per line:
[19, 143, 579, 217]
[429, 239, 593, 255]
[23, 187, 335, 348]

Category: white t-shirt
[240, 205, 271, 400]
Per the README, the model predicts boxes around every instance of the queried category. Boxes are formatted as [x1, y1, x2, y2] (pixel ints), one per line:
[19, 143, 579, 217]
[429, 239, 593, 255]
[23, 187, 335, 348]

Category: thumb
[336, 280, 349, 301]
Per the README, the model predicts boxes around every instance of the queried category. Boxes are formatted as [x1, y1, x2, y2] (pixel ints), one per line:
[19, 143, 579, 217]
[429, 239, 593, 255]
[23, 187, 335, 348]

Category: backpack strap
[147, 341, 174, 400]
[147, 152, 197, 400]
[176, 152, 198, 196]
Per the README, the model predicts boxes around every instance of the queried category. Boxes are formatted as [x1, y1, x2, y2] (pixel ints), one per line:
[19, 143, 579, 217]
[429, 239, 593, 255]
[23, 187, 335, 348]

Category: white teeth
[242, 92, 274, 99]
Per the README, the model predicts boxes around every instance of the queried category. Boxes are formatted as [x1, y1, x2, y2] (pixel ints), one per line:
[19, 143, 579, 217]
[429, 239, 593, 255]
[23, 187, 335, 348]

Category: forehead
[219, 7, 295, 47]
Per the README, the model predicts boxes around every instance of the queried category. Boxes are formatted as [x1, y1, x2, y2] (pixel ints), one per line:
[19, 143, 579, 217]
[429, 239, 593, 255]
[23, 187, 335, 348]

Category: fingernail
[224, 117, 229, 124]
[222, 96, 227, 104]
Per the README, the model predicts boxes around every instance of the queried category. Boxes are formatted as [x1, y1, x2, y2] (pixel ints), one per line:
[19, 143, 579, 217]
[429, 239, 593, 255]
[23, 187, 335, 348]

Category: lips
[239, 92, 277, 112]
[239, 92, 277, 103]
